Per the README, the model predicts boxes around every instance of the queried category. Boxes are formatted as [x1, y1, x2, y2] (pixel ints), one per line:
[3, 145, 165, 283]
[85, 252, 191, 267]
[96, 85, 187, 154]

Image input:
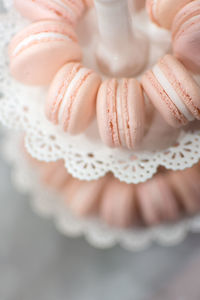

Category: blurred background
[1, 128, 200, 299]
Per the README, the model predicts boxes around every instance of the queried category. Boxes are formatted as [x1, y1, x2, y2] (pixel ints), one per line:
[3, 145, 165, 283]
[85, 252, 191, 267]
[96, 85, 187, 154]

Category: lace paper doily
[0, 1, 200, 184]
[3, 131, 200, 251]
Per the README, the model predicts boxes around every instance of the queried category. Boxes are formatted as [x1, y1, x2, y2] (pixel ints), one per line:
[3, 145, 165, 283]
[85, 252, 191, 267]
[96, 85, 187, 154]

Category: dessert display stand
[2, 131, 200, 251]
[1, 0, 200, 250]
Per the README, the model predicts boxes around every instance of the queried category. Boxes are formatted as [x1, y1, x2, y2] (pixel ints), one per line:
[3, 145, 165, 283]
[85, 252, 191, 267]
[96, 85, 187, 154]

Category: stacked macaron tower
[7, 0, 200, 230]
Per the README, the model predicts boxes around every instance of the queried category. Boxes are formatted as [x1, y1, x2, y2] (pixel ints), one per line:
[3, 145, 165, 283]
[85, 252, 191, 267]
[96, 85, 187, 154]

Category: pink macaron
[136, 175, 180, 226]
[66, 177, 107, 217]
[9, 20, 82, 85]
[146, 0, 194, 29]
[142, 54, 200, 128]
[84, 0, 93, 8]
[172, 1, 200, 73]
[14, 0, 86, 26]
[97, 78, 145, 150]
[62, 177, 80, 200]
[100, 178, 136, 228]
[23, 144, 71, 193]
[39, 160, 71, 191]
[46, 62, 101, 135]
[169, 168, 200, 215]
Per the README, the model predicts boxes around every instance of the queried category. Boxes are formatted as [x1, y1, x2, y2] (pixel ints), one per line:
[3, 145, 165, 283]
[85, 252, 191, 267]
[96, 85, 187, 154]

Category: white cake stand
[2, 131, 200, 251]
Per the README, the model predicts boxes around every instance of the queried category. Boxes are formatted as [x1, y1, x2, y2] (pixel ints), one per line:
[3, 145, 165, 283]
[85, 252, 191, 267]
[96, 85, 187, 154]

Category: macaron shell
[161, 55, 200, 119]
[137, 176, 179, 226]
[156, 176, 180, 221]
[169, 170, 200, 215]
[14, 0, 85, 26]
[97, 79, 120, 148]
[84, 0, 93, 7]
[46, 62, 78, 124]
[46, 62, 101, 135]
[46, 163, 70, 191]
[97, 79, 145, 149]
[62, 178, 81, 201]
[9, 21, 82, 85]
[142, 70, 187, 127]
[100, 179, 135, 228]
[146, 0, 159, 25]
[125, 79, 145, 148]
[69, 178, 106, 217]
[181, 169, 200, 212]
[172, 1, 200, 72]
[10, 40, 81, 85]
[147, 0, 193, 29]
[64, 71, 101, 134]
[40, 161, 70, 191]
[137, 181, 160, 226]
[172, 0, 200, 39]
[15, 0, 64, 22]
[173, 20, 200, 73]
[9, 20, 78, 54]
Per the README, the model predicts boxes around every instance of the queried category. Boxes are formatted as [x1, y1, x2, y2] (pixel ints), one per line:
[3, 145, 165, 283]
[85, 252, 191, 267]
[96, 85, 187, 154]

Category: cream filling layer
[58, 68, 88, 124]
[152, 65, 195, 121]
[13, 32, 72, 56]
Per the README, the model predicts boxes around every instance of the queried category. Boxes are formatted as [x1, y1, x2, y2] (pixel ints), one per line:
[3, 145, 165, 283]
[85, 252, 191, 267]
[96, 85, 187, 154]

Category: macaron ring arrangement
[9, 0, 200, 151]
[26, 150, 200, 229]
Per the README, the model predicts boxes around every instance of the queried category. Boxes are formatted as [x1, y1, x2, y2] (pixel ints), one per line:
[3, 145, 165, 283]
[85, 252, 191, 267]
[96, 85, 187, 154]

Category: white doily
[3, 131, 200, 251]
[0, 1, 200, 184]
